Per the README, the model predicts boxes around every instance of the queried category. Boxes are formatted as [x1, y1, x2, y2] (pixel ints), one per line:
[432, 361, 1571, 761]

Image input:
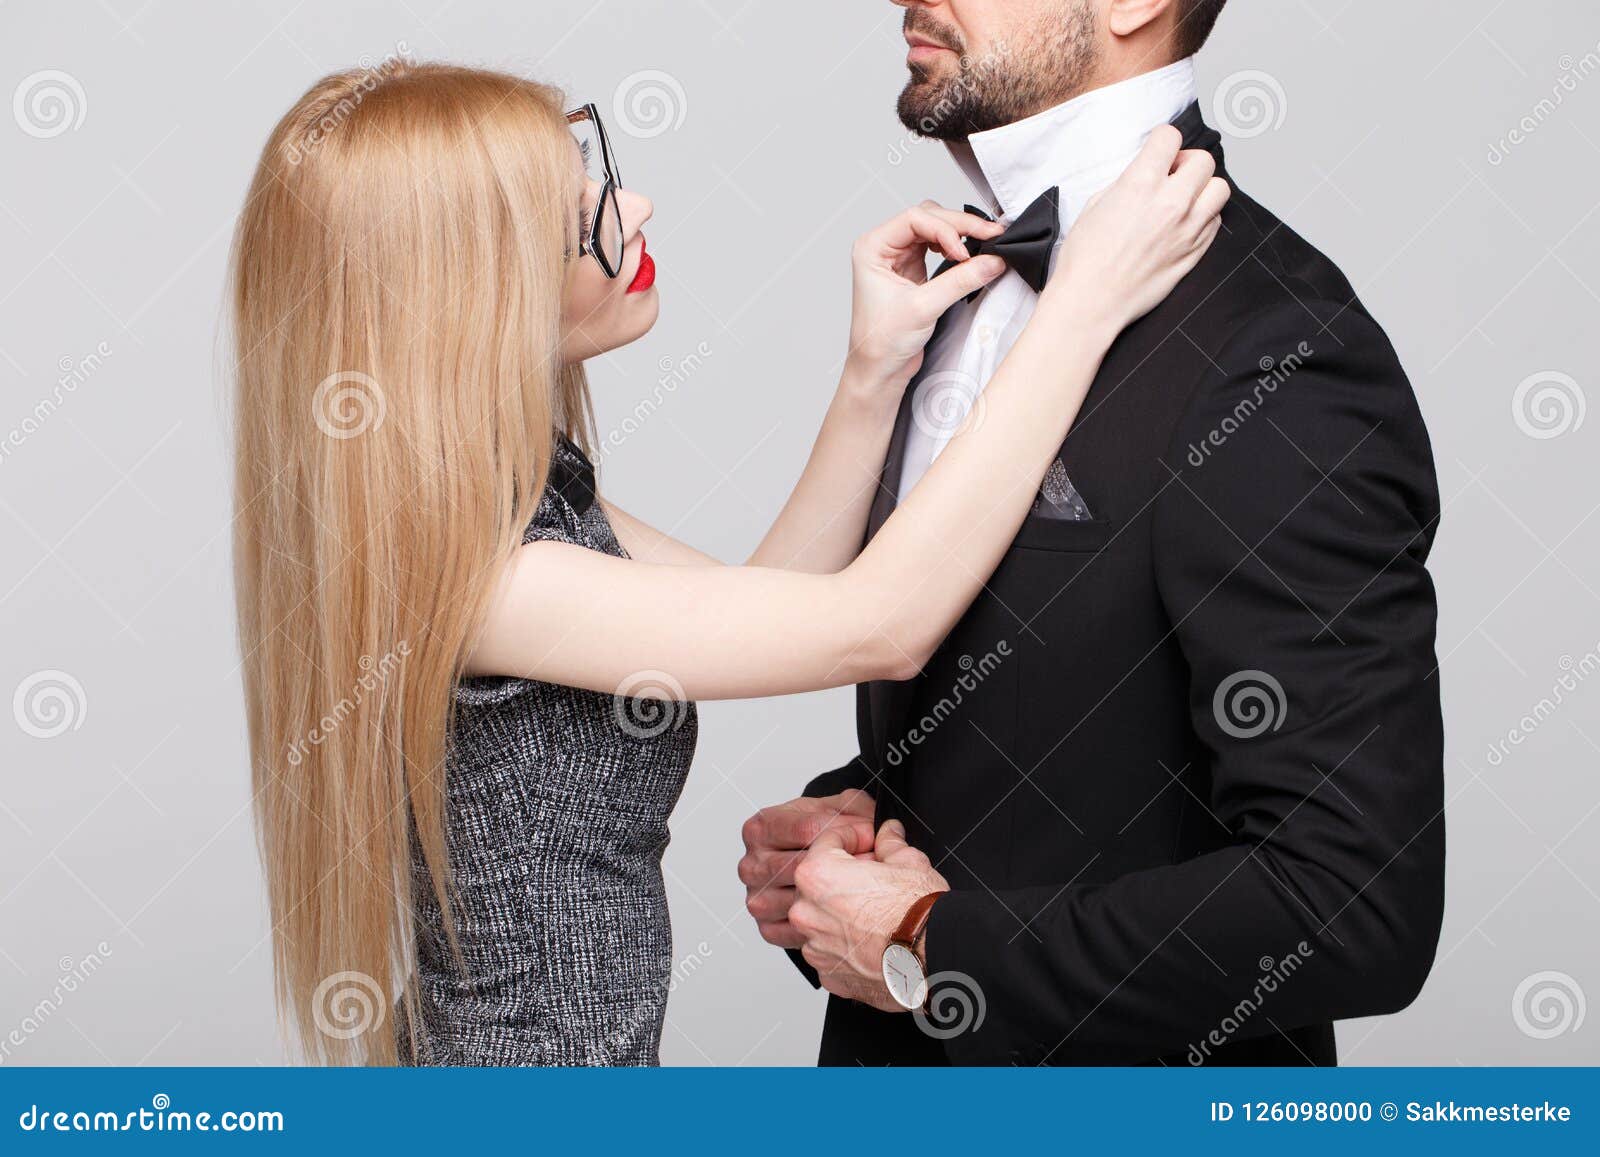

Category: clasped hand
[740, 791, 948, 1012]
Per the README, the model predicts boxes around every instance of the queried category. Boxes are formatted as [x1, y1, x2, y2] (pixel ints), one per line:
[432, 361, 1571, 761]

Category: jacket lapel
[1172, 100, 1222, 160]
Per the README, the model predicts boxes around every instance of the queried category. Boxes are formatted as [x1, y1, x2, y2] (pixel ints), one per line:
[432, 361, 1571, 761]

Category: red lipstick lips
[626, 239, 656, 294]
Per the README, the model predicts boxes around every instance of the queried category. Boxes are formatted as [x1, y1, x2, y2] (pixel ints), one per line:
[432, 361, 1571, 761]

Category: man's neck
[1008, 51, 1188, 128]
[948, 57, 1199, 223]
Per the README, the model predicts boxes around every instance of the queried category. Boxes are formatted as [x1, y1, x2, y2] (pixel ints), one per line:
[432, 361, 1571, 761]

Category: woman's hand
[744, 207, 1003, 576]
[845, 202, 1008, 393]
[1044, 125, 1231, 335]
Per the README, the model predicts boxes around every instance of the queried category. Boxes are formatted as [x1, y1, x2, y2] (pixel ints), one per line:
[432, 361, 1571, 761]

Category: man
[739, 0, 1445, 1066]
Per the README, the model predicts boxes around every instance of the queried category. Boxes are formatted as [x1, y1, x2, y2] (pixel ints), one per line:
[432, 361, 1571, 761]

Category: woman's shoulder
[455, 435, 627, 710]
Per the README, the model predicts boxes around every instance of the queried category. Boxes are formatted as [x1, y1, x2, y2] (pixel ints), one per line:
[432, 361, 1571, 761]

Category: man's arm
[803, 754, 876, 801]
[922, 302, 1446, 1064]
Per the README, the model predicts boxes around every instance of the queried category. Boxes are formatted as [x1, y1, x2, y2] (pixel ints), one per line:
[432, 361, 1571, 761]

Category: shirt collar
[948, 57, 1199, 227]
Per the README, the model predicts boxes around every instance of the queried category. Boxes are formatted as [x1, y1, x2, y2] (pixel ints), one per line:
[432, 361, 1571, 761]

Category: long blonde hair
[230, 61, 591, 1065]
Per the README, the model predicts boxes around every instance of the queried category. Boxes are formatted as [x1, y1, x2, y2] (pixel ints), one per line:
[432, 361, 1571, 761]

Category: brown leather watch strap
[890, 891, 944, 949]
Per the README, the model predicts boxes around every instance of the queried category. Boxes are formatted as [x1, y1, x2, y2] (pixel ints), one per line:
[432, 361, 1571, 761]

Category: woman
[231, 62, 1225, 1066]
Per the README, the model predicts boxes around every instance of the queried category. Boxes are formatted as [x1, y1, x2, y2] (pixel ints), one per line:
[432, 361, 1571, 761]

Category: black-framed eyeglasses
[566, 103, 626, 279]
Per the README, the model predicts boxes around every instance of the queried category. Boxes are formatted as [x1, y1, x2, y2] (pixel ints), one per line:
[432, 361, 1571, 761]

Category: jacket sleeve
[803, 754, 876, 800]
[923, 302, 1447, 1064]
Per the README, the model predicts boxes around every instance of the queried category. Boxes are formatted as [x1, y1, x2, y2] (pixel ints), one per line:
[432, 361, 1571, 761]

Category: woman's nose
[618, 189, 654, 238]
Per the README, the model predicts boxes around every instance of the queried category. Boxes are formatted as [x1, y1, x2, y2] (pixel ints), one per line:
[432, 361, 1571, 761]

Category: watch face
[881, 942, 928, 1010]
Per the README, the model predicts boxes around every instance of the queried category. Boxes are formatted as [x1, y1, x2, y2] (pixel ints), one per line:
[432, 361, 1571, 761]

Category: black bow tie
[934, 186, 1061, 301]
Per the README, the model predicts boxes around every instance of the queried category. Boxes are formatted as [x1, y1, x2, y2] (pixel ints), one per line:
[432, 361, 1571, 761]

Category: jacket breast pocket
[1012, 516, 1117, 554]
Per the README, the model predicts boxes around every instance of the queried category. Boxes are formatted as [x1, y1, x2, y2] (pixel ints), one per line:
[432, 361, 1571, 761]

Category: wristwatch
[881, 892, 943, 1011]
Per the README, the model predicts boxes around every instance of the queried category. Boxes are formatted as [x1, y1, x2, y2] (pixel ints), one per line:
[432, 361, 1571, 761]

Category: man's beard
[896, 3, 1099, 141]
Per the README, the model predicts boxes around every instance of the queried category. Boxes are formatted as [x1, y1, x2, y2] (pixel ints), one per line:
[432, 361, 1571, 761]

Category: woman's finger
[868, 209, 958, 263]
[905, 207, 974, 263]
[1128, 123, 1184, 184]
[874, 206, 994, 266]
[1187, 176, 1231, 234]
[1182, 215, 1223, 270]
[1169, 147, 1217, 202]
[917, 253, 1007, 316]
[919, 202, 1005, 240]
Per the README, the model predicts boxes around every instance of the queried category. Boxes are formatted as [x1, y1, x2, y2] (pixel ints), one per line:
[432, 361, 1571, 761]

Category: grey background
[2, 0, 1596, 1066]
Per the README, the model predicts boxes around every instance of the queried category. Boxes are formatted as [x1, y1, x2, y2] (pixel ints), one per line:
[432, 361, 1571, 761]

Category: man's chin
[902, 59, 957, 96]
[897, 77, 970, 140]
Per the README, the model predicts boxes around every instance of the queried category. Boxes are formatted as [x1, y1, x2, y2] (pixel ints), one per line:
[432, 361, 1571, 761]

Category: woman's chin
[562, 296, 661, 363]
[622, 288, 661, 342]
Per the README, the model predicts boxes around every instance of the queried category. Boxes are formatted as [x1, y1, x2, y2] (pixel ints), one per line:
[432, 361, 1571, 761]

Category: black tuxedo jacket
[795, 104, 1445, 1066]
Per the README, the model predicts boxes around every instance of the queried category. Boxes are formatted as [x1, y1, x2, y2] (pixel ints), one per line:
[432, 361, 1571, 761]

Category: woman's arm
[739, 372, 899, 574]
[468, 130, 1228, 701]
[743, 205, 1005, 574]
[604, 205, 1005, 576]
[600, 500, 721, 567]
[470, 309, 1117, 698]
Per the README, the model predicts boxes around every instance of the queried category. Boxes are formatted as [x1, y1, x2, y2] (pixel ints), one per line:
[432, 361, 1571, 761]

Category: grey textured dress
[405, 436, 698, 1066]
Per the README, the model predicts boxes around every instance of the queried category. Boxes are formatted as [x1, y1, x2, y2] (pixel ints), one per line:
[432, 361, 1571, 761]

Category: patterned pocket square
[1032, 459, 1094, 521]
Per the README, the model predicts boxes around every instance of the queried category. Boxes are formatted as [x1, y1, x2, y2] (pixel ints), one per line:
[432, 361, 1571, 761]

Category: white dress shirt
[897, 58, 1199, 502]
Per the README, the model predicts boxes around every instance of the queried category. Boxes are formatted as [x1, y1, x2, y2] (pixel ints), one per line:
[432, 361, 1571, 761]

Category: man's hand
[791, 819, 950, 1011]
[739, 790, 877, 950]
